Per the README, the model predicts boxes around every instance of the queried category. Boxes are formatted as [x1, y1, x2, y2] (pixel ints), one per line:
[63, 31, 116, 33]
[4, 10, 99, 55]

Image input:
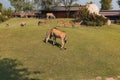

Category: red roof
[99, 10, 120, 16]
[53, 6, 82, 11]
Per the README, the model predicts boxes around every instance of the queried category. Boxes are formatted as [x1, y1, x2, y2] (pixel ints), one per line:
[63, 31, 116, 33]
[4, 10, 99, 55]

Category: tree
[9, 0, 34, 11]
[41, 0, 53, 10]
[33, 0, 61, 10]
[100, 0, 112, 10]
[72, 3, 80, 6]
[0, 2, 2, 12]
[76, 7, 108, 26]
[60, 0, 78, 18]
[23, 0, 34, 11]
[0, 3, 12, 22]
[117, 0, 120, 7]
[33, 0, 41, 10]
[53, 0, 61, 7]
[41, 0, 60, 10]
[9, 0, 25, 11]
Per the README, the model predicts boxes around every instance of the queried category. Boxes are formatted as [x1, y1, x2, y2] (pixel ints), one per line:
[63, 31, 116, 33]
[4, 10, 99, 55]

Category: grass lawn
[0, 18, 120, 80]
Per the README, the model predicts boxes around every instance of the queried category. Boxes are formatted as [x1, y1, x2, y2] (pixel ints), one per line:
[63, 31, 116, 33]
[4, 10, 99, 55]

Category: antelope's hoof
[43, 40, 46, 43]
[60, 48, 66, 50]
[64, 48, 67, 50]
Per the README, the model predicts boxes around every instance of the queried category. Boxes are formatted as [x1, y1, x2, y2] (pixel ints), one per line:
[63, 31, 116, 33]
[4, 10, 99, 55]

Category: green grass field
[0, 18, 120, 80]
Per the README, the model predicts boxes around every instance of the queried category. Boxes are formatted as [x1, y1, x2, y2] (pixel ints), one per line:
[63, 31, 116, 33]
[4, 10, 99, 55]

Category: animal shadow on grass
[48, 40, 61, 48]
[0, 58, 42, 80]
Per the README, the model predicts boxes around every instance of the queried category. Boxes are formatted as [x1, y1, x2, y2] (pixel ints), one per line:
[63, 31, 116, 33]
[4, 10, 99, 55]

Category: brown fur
[44, 27, 67, 49]
[57, 20, 73, 27]
[38, 20, 50, 26]
[5, 23, 9, 27]
[72, 21, 83, 27]
[20, 22, 26, 27]
[38, 20, 45, 25]
[46, 13, 56, 19]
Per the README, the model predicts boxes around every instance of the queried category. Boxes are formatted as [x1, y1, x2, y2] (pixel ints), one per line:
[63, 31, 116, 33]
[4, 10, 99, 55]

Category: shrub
[0, 8, 12, 23]
[0, 15, 8, 23]
[2, 8, 12, 18]
[75, 7, 108, 26]
[0, 3, 2, 12]
[115, 19, 120, 24]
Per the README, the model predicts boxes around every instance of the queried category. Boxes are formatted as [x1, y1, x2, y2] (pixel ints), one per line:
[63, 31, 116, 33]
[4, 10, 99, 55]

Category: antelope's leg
[45, 37, 49, 43]
[52, 36, 56, 45]
[61, 39, 65, 48]
[47, 15, 49, 19]
[53, 16, 55, 19]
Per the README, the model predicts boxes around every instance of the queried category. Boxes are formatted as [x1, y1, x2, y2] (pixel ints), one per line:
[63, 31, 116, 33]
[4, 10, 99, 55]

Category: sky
[78, 0, 120, 10]
[0, 0, 120, 10]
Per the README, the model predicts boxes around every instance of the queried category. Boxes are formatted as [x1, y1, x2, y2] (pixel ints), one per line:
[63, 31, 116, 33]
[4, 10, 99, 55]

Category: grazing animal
[5, 23, 9, 27]
[46, 13, 56, 19]
[57, 20, 73, 27]
[63, 21, 73, 27]
[106, 19, 111, 26]
[57, 20, 65, 27]
[38, 20, 44, 26]
[38, 20, 49, 26]
[20, 22, 26, 27]
[72, 20, 83, 27]
[44, 27, 67, 49]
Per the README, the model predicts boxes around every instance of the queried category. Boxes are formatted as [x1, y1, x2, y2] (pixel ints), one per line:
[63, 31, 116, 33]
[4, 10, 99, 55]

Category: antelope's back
[52, 28, 66, 37]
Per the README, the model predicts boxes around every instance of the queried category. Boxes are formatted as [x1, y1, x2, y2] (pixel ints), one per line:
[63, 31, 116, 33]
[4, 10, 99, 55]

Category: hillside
[0, 18, 120, 80]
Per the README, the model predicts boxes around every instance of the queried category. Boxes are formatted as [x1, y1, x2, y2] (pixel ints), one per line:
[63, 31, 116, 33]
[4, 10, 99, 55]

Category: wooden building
[100, 10, 120, 20]
[12, 6, 120, 20]
[41, 6, 120, 20]
[41, 6, 82, 18]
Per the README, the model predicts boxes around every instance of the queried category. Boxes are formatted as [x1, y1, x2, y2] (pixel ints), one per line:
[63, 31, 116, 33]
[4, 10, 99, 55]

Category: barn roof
[53, 6, 120, 16]
[100, 10, 120, 16]
[41, 6, 120, 17]
[53, 6, 82, 11]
